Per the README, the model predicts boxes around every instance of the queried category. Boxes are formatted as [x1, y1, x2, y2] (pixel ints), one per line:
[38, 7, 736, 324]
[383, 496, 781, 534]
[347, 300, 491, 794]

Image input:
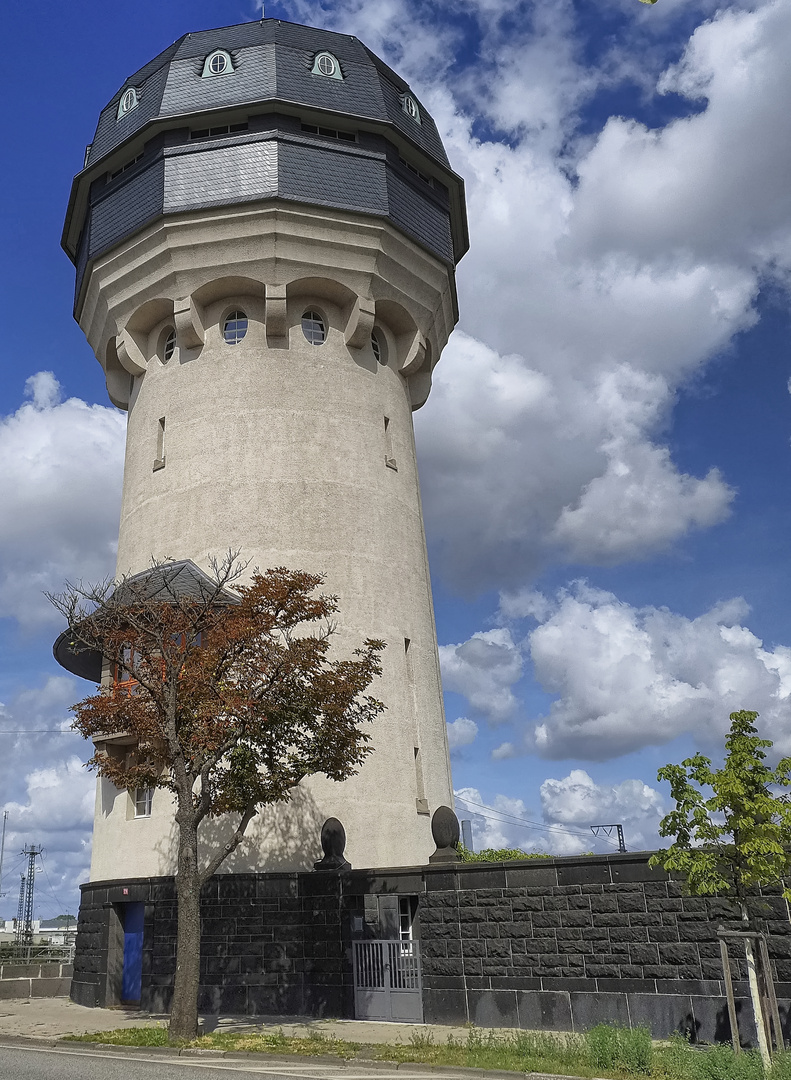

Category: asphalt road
[0, 1043, 528, 1080]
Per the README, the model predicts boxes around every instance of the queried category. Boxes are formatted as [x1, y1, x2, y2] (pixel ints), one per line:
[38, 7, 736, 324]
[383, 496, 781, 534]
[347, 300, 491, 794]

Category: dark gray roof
[52, 560, 238, 682]
[85, 20, 449, 170]
[63, 17, 468, 297]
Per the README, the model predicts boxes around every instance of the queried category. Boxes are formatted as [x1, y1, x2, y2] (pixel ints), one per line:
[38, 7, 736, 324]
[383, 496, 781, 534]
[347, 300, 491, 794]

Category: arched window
[202, 50, 233, 78]
[371, 330, 386, 365]
[311, 52, 343, 80]
[401, 94, 421, 123]
[161, 328, 176, 363]
[302, 310, 326, 345]
[223, 310, 248, 345]
[117, 87, 139, 119]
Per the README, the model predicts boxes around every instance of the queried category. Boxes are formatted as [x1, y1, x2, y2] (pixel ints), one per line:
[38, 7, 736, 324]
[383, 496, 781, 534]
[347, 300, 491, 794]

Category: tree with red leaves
[49, 554, 385, 1041]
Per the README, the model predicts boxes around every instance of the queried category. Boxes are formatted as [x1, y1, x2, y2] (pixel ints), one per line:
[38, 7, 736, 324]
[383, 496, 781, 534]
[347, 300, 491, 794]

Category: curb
[0, 1036, 606, 1079]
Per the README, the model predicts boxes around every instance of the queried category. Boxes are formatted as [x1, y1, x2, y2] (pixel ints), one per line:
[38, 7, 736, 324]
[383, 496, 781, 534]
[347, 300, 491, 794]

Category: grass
[65, 1022, 791, 1078]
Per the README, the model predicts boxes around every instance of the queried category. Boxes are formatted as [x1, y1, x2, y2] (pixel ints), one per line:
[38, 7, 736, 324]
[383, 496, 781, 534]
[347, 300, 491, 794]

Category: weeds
[65, 1022, 791, 1078]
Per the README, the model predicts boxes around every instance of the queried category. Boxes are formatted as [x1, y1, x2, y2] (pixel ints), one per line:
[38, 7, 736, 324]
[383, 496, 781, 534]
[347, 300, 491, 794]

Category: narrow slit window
[154, 417, 165, 470]
[384, 416, 397, 470]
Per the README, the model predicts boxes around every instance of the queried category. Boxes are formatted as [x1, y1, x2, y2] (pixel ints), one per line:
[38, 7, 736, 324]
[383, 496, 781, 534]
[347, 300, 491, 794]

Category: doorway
[120, 902, 144, 1004]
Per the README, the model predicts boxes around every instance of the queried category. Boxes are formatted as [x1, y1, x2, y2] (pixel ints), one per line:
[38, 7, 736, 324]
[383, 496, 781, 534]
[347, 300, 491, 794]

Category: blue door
[121, 903, 144, 1003]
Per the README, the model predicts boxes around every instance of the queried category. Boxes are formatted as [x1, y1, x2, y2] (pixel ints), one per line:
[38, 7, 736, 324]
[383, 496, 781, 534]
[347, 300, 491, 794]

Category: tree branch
[199, 802, 257, 885]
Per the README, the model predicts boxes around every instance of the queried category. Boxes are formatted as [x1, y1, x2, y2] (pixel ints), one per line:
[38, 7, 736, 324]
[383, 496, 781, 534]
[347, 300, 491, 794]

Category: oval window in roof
[311, 52, 343, 80]
[401, 94, 421, 123]
[202, 50, 233, 78]
[117, 87, 139, 119]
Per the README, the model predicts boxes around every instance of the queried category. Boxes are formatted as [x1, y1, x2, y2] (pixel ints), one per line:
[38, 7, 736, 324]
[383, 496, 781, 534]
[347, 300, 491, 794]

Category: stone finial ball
[431, 805, 460, 849]
[320, 817, 347, 858]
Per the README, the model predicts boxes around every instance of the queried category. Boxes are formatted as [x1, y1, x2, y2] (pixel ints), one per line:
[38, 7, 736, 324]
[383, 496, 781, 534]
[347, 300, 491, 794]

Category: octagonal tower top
[63, 17, 468, 316]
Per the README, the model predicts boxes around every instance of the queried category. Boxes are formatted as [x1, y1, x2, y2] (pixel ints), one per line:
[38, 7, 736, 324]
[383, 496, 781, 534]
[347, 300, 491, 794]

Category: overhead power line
[455, 794, 622, 850]
[0, 730, 78, 735]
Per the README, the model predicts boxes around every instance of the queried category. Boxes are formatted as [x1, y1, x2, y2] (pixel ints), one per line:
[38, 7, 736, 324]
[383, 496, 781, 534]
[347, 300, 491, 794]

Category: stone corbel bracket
[266, 284, 288, 346]
[116, 328, 147, 377]
[399, 329, 427, 377]
[344, 296, 376, 351]
[174, 296, 205, 350]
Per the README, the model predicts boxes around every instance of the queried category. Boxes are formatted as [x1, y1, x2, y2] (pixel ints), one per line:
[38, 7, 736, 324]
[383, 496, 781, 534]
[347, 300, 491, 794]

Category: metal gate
[352, 939, 423, 1022]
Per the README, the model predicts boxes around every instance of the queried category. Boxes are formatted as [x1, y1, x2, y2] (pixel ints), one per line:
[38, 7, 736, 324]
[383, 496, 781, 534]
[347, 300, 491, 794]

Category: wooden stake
[719, 933, 740, 1054]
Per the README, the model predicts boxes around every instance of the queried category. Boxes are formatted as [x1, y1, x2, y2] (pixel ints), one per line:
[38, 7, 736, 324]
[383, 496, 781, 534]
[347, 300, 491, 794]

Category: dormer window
[401, 94, 421, 123]
[117, 87, 139, 119]
[311, 52, 343, 80]
[202, 50, 233, 78]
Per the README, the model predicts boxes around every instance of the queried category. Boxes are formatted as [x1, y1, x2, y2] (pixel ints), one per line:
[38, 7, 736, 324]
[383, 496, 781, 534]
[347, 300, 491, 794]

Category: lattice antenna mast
[15, 875, 25, 944]
[21, 845, 42, 946]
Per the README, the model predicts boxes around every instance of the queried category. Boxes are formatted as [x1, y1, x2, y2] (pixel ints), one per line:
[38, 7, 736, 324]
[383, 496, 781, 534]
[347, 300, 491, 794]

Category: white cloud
[283, 0, 790, 592]
[0, 676, 94, 917]
[454, 786, 542, 852]
[494, 583, 791, 760]
[453, 779, 660, 856]
[2, 757, 94, 918]
[540, 770, 665, 854]
[446, 716, 478, 752]
[439, 628, 523, 724]
[0, 374, 125, 628]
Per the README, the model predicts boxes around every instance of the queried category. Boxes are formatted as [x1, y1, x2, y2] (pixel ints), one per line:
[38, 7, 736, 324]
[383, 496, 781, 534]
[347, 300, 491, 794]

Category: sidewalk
[0, 995, 493, 1045]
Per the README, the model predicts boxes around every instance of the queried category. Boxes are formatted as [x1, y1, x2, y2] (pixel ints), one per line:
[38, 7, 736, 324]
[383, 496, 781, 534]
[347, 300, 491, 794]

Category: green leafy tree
[649, 710, 791, 1066]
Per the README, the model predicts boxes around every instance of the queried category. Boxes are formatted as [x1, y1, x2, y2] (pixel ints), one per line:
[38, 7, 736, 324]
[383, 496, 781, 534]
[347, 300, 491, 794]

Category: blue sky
[2, 0, 791, 914]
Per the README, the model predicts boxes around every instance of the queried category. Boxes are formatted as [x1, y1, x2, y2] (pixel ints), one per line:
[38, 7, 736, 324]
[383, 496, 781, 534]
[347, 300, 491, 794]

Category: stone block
[626, 993, 695, 1039]
[570, 991, 630, 1030]
[629, 944, 659, 966]
[31, 978, 72, 998]
[504, 867, 558, 889]
[557, 864, 611, 887]
[0, 980, 31, 999]
[517, 990, 572, 1031]
[423, 988, 468, 1025]
[467, 988, 519, 1028]
[532, 912, 562, 929]
[658, 943, 699, 966]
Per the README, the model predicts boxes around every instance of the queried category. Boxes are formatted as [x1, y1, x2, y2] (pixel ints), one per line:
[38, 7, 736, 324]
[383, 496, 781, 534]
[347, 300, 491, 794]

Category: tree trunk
[168, 797, 202, 1042]
[741, 902, 771, 1070]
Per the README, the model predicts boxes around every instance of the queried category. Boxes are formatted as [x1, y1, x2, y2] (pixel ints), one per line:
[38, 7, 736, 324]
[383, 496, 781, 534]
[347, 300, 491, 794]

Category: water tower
[56, 17, 468, 879]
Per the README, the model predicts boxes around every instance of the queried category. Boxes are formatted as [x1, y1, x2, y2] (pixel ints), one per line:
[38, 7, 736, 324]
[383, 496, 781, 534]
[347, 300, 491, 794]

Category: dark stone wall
[71, 852, 791, 1044]
[419, 855, 791, 1044]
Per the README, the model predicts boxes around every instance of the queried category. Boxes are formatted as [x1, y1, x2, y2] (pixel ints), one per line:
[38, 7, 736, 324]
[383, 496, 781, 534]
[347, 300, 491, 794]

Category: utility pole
[20, 845, 42, 957]
[0, 811, 7, 900]
[590, 824, 626, 853]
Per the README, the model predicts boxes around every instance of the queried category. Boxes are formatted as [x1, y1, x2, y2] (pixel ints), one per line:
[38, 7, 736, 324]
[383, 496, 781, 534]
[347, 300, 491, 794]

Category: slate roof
[85, 20, 449, 170]
[63, 17, 467, 316]
[52, 560, 238, 682]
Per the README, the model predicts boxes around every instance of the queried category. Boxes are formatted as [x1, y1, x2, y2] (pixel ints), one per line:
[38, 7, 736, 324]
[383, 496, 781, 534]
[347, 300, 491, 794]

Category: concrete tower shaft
[59, 18, 466, 879]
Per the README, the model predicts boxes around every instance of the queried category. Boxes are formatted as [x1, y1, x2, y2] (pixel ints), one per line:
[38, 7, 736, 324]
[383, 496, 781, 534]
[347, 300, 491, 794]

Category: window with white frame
[202, 50, 233, 78]
[117, 87, 139, 119]
[311, 52, 343, 80]
[400, 94, 421, 123]
[134, 787, 153, 818]
[399, 897, 414, 941]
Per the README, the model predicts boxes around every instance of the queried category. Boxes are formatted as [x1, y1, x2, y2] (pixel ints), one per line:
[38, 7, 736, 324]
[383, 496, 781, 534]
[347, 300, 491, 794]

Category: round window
[162, 328, 176, 363]
[371, 330, 386, 365]
[317, 54, 337, 77]
[223, 310, 248, 345]
[209, 52, 229, 75]
[119, 88, 137, 116]
[302, 311, 326, 346]
[403, 95, 420, 121]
